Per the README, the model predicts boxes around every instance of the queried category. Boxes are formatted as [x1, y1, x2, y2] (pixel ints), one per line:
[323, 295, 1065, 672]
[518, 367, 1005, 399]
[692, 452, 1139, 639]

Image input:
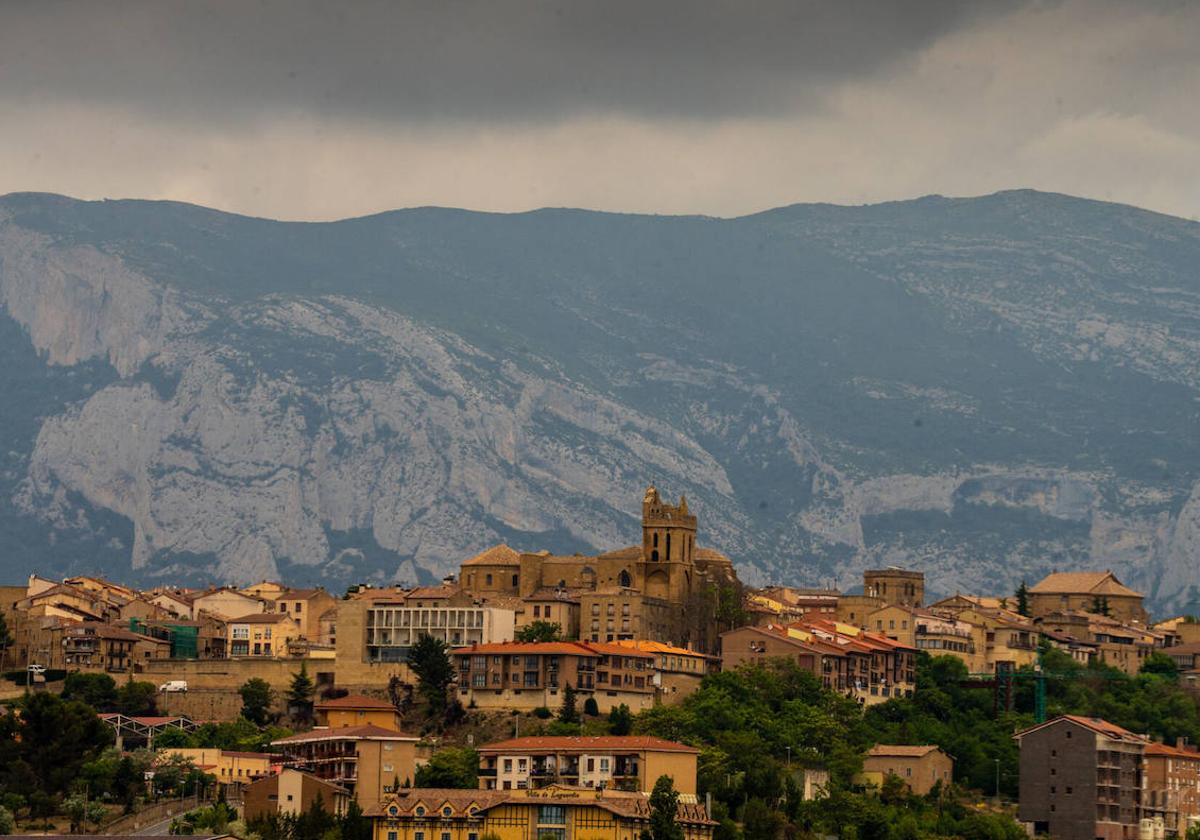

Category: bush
[532, 706, 552, 719]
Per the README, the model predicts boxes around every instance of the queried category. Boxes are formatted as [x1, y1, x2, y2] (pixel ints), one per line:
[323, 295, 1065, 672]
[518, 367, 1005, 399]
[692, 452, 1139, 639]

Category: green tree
[414, 747, 479, 788]
[340, 800, 373, 840]
[559, 684, 579, 724]
[608, 703, 634, 735]
[1142, 652, 1179, 678]
[153, 726, 196, 749]
[741, 798, 783, 840]
[116, 680, 159, 716]
[240, 678, 275, 725]
[13, 691, 113, 796]
[288, 662, 316, 721]
[1015, 582, 1029, 617]
[62, 672, 119, 711]
[408, 634, 454, 716]
[648, 775, 684, 840]
[0, 804, 14, 835]
[515, 621, 562, 643]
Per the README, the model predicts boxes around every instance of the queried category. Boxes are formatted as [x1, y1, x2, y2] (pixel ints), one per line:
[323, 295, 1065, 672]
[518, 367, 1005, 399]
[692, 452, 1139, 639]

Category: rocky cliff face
[2, 191, 1199, 612]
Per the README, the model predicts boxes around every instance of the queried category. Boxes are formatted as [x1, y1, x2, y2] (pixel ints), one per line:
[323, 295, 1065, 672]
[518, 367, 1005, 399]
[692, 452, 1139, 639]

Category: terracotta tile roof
[406, 585, 461, 600]
[222, 751, 277, 760]
[610, 639, 711, 658]
[462, 544, 522, 567]
[1144, 743, 1200, 760]
[478, 736, 698, 754]
[363, 789, 512, 817]
[315, 694, 396, 710]
[452, 641, 651, 658]
[1028, 571, 1142, 598]
[278, 588, 330, 600]
[272, 724, 417, 744]
[1017, 715, 1147, 743]
[228, 612, 291, 624]
[867, 744, 942, 758]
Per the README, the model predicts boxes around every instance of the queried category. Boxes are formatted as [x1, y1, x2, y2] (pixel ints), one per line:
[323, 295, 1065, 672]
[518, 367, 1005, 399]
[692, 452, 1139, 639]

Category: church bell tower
[641, 485, 698, 566]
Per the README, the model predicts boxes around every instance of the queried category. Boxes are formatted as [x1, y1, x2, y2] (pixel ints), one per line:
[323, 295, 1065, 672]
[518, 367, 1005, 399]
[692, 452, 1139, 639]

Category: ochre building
[459, 487, 740, 653]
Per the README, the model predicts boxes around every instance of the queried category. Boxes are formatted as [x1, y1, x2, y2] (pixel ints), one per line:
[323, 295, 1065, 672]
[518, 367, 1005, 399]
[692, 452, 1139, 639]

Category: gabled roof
[866, 744, 942, 758]
[452, 640, 652, 658]
[228, 612, 291, 624]
[462, 544, 522, 567]
[278, 588, 331, 601]
[478, 736, 698, 754]
[1028, 571, 1142, 598]
[1144, 743, 1200, 760]
[1015, 715, 1146, 743]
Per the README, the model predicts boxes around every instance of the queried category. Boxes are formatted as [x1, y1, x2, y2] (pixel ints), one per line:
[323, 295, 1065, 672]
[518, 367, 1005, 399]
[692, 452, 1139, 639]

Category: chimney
[1178, 736, 1188, 750]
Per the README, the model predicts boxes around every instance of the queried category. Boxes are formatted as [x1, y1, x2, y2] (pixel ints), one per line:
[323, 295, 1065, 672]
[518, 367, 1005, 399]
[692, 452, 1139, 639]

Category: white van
[159, 680, 188, 693]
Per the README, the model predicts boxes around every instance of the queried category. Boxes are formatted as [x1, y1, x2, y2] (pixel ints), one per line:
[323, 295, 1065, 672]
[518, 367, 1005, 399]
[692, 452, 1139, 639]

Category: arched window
[618, 570, 632, 588]
[666, 533, 671, 562]
[653, 533, 659, 547]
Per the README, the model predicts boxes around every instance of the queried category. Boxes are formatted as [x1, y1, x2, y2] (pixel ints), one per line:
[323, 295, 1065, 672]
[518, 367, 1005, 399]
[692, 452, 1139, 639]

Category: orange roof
[462, 544, 522, 567]
[228, 612, 292, 624]
[273, 724, 417, 744]
[1017, 715, 1146, 743]
[867, 745, 942, 758]
[1145, 743, 1200, 760]
[452, 641, 653, 658]
[315, 694, 396, 711]
[479, 736, 698, 754]
[610, 639, 711, 658]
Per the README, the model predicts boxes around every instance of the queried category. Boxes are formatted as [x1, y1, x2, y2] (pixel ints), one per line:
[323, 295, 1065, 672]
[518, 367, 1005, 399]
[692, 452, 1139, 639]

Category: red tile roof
[478, 735, 697, 754]
[452, 640, 653, 658]
[867, 744, 942, 758]
[272, 724, 417, 744]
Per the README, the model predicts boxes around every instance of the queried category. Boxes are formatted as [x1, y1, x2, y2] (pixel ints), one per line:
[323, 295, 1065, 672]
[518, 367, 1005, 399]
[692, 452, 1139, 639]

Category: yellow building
[368, 786, 714, 840]
[241, 581, 289, 601]
[228, 612, 301, 657]
[273, 724, 420, 809]
[273, 588, 339, 642]
[163, 747, 276, 790]
[316, 694, 403, 731]
[860, 745, 953, 796]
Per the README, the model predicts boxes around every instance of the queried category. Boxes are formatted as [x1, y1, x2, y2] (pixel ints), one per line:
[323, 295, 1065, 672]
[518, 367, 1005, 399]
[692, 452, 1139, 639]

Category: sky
[1, 0, 1198, 222]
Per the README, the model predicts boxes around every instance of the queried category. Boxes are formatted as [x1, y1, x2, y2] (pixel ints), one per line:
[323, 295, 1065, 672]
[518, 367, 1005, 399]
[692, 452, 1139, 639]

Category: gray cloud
[1, 0, 1013, 122]
[0, 0, 1197, 222]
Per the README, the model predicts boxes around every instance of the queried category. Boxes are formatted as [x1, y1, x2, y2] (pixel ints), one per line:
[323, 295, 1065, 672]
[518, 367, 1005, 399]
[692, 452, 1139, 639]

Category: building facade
[476, 736, 699, 794]
[1016, 716, 1146, 840]
[272, 724, 420, 809]
[860, 745, 953, 795]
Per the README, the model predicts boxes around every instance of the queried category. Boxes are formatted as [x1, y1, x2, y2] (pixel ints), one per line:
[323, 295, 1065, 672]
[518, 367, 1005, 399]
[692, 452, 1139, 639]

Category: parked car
[26, 664, 46, 674]
[159, 680, 188, 693]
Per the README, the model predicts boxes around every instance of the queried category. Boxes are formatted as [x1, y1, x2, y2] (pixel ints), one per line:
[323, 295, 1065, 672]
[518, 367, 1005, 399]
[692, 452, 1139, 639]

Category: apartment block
[452, 641, 655, 713]
[477, 735, 699, 793]
[1017, 716, 1146, 840]
[272, 724, 419, 809]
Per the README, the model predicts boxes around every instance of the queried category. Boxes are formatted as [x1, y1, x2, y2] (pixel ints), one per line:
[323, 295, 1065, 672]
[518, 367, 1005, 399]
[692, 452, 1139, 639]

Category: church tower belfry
[641, 485, 698, 566]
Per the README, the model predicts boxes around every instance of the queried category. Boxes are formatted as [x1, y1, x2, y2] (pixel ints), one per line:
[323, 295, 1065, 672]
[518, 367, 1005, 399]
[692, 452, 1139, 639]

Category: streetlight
[786, 746, 791, 768]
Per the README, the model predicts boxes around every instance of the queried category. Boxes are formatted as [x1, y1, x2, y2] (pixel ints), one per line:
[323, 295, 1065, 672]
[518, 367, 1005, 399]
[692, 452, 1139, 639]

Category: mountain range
[1, 189, 1199, 613]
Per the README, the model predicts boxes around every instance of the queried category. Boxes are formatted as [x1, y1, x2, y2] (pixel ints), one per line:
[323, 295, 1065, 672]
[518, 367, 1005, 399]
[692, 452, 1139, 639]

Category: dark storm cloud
[0, 0, 1018, 122]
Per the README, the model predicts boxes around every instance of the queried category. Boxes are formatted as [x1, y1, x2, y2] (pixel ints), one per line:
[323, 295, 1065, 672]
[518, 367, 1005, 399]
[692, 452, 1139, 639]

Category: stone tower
[641, 486, 698, 602]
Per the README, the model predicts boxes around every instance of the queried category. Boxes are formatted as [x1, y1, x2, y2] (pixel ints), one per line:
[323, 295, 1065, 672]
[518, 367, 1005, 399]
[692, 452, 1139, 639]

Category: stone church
[459, 486, 740, 653]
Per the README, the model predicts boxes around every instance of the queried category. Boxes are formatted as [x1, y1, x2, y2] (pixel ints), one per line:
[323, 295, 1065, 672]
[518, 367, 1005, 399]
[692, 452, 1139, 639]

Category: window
[534, 606, 541, 618]
[486, 575, 493, 586]
[513, 574, 519, 587]
[442, 834, 451, 840]
[538, 805, 566, 825]
[295, 602, 302, 613]
[415, 807, 426, 817]
[388, 833, 398, 840]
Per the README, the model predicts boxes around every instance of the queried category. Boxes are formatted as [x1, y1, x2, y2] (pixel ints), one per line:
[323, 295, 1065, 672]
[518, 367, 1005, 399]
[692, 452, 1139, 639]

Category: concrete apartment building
[610, 639, 716, 703]
[1017, 716, 1146, 840]
[860, 745, 953, 795]
[477, 735, 699, 793]
[272, 724, 420, 808]
[453, 641, 656, 713]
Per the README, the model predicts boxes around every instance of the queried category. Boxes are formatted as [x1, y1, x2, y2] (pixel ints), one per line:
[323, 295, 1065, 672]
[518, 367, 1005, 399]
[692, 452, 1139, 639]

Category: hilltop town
[0, 487, 1197, 840]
